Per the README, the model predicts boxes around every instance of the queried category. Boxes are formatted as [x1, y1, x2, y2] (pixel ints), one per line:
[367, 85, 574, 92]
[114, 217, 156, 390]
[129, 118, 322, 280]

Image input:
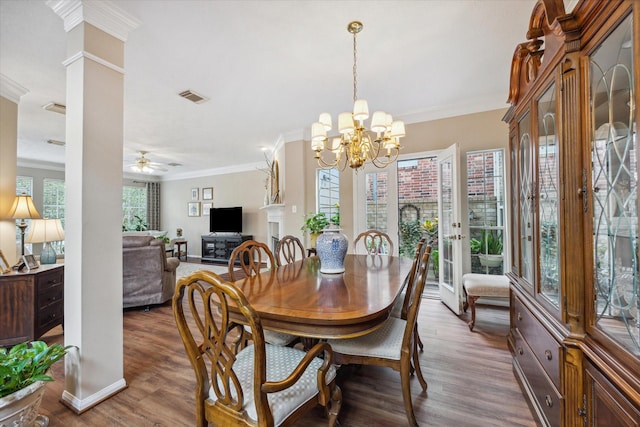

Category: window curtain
[146, 182, 161, 231]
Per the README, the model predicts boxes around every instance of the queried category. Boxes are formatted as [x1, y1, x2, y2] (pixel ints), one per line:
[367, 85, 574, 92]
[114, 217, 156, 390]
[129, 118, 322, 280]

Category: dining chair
[228, 240, 274, 279]
[353, 229, 394, 255]
[275, 235, 306, 266]
[327, 246, 432, 427]
[173, 270, 342, 427]
[391, 237, 428, 352]
[228, 240, 297, 347]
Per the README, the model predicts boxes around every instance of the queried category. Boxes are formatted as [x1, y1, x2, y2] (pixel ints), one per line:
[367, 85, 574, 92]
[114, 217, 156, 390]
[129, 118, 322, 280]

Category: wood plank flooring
[39, 297, 536, 426]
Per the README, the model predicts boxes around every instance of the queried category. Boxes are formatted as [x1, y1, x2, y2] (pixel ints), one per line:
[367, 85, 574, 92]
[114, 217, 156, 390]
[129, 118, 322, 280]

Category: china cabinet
[504, 0, 639, 425]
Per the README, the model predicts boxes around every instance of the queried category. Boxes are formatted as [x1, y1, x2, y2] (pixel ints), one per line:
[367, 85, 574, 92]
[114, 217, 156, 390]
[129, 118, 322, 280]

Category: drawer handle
[545, 350, 552, 361]
[517, 312, 522, 321]
[545, 395, 553, 408]
[518, 347, 523, 355]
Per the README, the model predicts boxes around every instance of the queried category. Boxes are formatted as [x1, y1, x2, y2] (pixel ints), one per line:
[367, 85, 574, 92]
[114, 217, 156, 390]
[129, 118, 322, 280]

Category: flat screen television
[210, 206, 242, 233]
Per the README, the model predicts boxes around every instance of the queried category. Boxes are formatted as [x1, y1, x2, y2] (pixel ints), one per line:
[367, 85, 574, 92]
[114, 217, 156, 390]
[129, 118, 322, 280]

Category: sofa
[123, 235, 180, 309]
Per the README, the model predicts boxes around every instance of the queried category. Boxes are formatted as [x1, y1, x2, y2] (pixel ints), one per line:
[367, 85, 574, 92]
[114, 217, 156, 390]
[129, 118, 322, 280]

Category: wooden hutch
[504, 0, 639, 425]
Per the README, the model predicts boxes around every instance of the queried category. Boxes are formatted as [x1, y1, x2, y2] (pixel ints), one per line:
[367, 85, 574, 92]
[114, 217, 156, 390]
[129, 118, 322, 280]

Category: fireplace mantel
[260, 204, 285, 253]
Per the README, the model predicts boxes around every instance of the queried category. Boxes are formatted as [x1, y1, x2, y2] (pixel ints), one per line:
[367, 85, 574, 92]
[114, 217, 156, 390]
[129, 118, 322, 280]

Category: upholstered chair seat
[329, 317, 406, 360]
[210, 344, 337, 425]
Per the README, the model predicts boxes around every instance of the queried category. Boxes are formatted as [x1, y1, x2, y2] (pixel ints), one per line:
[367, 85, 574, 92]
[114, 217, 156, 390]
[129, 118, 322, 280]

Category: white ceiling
[1, 0, 541, 179]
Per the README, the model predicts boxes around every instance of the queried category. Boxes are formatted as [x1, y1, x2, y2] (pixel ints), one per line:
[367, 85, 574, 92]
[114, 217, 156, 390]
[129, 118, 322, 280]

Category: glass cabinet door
[519, 112, 535, 288]
[537, 83, 560, 308]
[510, 133, 520, 276]
[589, 13, 638, 355]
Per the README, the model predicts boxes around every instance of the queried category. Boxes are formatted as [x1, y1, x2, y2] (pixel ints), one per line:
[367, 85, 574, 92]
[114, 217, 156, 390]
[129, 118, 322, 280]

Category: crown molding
[17, 158, 65, 172]
[160, 161, 264, 182]
[47, 0, 141, 42]
[0, 74, 29, 104]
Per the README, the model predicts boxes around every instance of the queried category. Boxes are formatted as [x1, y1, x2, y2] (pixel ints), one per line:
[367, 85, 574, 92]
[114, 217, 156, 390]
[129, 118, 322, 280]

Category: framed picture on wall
[0, 250, 10, 274]
[188, 202, 201, 217]
[202, 202, 213, 215]
[202, 187, 213, 200]
[191, 188, 199, 200]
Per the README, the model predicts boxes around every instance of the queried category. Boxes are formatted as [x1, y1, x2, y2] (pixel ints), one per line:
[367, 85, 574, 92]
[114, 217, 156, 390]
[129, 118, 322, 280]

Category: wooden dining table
[230, 254, 413, 340]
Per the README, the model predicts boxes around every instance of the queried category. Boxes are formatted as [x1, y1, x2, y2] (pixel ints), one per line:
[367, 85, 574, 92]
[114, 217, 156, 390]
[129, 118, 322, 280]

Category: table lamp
[7, 193, 41, 256]
[26, 218, 65, 264]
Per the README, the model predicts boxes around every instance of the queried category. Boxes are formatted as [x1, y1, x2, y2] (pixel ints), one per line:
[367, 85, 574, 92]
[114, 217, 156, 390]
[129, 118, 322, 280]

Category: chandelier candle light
[311, 21, 405, 170]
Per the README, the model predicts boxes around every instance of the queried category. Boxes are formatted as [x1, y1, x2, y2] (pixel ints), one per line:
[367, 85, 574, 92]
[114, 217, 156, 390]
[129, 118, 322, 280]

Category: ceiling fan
[128, 151, 168, 173]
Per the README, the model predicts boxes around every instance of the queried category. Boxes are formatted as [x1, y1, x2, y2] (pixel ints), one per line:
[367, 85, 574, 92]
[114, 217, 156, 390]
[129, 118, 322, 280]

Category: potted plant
[1, 341, 74, 426]
[300, 212, 330, 248]
[471, 230, 503, 267]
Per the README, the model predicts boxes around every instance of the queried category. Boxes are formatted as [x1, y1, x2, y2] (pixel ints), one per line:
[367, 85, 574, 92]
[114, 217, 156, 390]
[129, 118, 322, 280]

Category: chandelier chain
[353, 29, 358, 103]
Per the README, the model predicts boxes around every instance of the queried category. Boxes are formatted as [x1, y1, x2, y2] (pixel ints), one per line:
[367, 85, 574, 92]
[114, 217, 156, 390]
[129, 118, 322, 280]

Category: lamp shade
[26, 219, 65, 243]
[7, 193, 41, 220]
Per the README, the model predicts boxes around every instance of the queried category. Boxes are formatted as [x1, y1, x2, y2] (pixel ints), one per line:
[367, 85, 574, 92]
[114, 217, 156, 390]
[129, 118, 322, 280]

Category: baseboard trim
[60, 378, 128, 414]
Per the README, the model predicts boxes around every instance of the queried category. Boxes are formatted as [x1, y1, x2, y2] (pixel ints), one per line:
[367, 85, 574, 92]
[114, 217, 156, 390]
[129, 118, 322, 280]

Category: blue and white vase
[316, 225, 348, 274]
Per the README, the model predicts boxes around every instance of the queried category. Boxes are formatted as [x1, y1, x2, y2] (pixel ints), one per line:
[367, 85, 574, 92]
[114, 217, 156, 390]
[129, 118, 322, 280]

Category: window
[122, 186, 147, 231]
[43, 178, 66, 253]
[317, 168, 340, 224]
[467, 149, 506, 274]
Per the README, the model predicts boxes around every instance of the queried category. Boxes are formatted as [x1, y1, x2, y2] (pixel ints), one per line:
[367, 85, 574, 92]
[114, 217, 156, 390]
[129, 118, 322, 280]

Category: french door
[353, 163, 399, 255]
[437, 144, 464, 314]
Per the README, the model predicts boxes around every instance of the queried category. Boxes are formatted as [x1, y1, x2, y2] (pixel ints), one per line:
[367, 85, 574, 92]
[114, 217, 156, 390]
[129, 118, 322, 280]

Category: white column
[0, 75, 29, 265]
[47, 0, 140, 413]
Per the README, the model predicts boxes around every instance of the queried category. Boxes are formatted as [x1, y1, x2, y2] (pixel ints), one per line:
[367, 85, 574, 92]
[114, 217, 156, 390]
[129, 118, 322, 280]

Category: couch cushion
[123, 235, 155, 248]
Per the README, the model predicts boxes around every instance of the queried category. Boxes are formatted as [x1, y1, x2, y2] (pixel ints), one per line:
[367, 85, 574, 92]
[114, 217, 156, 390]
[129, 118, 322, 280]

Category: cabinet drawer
[36, 268, 63, 291]
[513, 330, 562, 427]
[513, 296, 561, 388]
[37, 300, 63, 331]
[38, 282, 63, 310]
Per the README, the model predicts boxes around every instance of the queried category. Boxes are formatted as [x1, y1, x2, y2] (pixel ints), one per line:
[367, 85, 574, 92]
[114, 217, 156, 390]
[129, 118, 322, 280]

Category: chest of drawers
[0, 264, 64, 347]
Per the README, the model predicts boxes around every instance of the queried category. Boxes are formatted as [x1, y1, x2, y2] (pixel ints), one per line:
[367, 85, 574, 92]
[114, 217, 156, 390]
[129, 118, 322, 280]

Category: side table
[171, 239, 188, 261]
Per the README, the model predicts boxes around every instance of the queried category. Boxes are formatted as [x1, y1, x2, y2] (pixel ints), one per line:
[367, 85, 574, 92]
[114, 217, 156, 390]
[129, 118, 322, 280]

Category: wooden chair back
[399, 237, 428, 319]
[173, 270, 341, 426]
[275, 235, 306, 266]
[353, 230, 394, 255]
[228, 240, 274, 281]
[402, 246, 432, 339]
[172, 270, 264, 425]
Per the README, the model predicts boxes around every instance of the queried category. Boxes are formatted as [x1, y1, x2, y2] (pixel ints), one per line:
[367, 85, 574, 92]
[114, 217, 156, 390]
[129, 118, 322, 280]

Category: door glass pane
[440, 158, 454, 286]
[365, 171, 388, 232]
[538, 83, 560, 307]
[511, 134, 519, 275]
[590, 14, 638, 354]
[397, 157, 438, 258]
[519, 113, 534, 285]
[468, 150, 505, 275]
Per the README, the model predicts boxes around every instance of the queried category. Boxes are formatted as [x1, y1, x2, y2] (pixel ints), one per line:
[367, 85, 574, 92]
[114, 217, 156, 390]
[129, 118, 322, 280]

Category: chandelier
[311, 21, 405, 171]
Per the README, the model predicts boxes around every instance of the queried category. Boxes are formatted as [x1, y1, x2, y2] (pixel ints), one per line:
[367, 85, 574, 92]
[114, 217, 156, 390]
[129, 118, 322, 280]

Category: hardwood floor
[39, 298, 536, 426]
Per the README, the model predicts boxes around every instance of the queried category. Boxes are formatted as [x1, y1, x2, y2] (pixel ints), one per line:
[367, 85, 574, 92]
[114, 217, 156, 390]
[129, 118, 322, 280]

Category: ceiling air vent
[47, 139, 65, 146]
[178, 90, 208, 104]
[42, 102, 66, 114]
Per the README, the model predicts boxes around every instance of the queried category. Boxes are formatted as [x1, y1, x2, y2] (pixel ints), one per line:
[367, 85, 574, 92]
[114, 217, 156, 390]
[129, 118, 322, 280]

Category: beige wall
[161, 169, 267, 258]
[0, 96, 19, 264]
[290, 108, 510, 247]
[15, 108, 510, 259]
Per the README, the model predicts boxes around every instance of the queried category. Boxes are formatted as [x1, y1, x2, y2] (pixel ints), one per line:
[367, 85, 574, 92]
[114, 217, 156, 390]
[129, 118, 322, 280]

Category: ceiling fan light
[353, 99, 369, 121]
[319, 113, 332, 131]
[338, 112, 354, 134]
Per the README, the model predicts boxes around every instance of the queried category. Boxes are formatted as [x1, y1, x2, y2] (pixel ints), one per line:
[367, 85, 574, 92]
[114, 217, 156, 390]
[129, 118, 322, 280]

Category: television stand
[201, 234, 253, 263]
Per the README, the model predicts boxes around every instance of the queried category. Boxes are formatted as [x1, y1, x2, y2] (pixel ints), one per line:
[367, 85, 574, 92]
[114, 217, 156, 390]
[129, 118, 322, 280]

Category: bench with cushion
[462, 273, 510, 331]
